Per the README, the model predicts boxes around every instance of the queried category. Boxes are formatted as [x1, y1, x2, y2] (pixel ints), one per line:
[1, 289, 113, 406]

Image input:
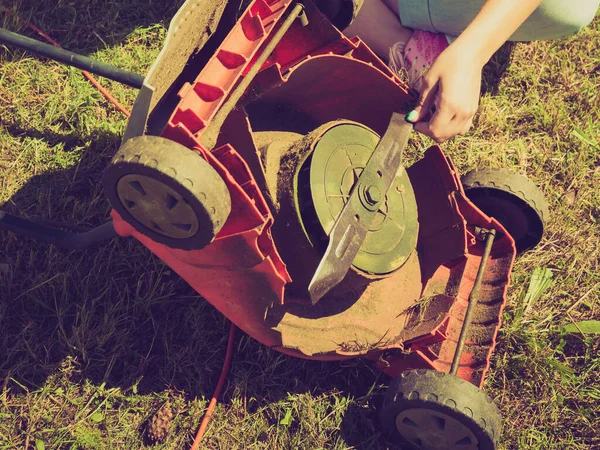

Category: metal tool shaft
[0, 28, 144, 88]
[450, 228, 497, 375]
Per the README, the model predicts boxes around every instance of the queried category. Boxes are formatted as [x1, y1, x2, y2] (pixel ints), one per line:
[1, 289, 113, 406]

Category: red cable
[2, 8, 131, 117]
[79, 72, 131, 118]
[190, 322, 236, 450]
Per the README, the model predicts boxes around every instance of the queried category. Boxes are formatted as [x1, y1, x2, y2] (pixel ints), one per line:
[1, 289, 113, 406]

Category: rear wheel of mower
[461, 168, 548, 253]
[103, 135, 231, 250]
[381, 370, 502, 450]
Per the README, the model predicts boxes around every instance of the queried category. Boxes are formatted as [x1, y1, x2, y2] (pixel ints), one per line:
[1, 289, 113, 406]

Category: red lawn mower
[0, 1, 549, 448]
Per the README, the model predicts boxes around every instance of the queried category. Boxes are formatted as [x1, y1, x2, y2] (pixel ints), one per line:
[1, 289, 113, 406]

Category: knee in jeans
[555, 6, 597, 35]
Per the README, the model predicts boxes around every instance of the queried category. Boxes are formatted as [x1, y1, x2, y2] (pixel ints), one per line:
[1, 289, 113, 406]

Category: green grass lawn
[1, 1, 599, 449]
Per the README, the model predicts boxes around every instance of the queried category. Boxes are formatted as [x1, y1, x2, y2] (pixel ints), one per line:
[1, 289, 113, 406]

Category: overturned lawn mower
[0, 1, 549, 449]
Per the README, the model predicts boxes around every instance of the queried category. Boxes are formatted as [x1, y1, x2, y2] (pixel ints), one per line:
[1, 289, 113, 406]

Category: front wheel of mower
[103, 135, 231, 250]
[461, 168, 548, 253]
[381, 370, 502, 450]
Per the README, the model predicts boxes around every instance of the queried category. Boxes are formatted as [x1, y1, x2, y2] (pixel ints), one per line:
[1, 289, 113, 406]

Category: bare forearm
[450, 0, 543, 67]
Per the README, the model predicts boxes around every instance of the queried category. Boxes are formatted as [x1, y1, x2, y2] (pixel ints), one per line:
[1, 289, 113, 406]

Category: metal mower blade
[308, 113, 412, 304]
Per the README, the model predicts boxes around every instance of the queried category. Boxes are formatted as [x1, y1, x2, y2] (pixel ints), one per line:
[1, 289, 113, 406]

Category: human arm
[409, 0, 544, 142]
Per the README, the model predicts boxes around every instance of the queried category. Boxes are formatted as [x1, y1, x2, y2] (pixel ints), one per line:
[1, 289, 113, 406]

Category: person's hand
[406, 45, 484, 142]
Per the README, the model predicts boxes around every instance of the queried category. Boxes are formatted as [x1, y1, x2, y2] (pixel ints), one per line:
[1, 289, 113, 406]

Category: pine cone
[148, 402, 174, 443]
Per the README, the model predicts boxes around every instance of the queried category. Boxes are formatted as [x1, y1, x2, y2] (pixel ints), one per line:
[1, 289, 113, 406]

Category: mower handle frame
[0, 28, 144, 89]
[0, 211, 118, 250]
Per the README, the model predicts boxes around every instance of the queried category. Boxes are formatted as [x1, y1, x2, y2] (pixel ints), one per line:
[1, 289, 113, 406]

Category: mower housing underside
[111, 0, 515, 387]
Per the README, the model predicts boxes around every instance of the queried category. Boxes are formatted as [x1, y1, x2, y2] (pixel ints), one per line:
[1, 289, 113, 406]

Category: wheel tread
[103, 136, 231, 250]
[462, 168, 548, 223]
[461, 168, 548, 252]
[382, 369, 501, 449]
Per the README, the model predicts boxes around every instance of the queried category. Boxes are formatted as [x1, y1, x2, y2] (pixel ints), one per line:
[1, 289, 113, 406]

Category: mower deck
[108, 1, 516, 389]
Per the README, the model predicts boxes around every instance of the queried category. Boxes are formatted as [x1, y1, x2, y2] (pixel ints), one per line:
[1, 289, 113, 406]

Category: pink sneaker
[388, 30, 449, 92]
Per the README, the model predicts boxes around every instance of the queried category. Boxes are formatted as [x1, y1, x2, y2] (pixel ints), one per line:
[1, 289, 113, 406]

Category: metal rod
[0, 211, 118, 250]
[0, 28, 144, 89]
[450, 228, 497, 375]
[200, 3, 306, 150]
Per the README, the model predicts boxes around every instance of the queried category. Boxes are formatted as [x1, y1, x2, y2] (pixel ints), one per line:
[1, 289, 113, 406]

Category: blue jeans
[397, 0, 598, 40]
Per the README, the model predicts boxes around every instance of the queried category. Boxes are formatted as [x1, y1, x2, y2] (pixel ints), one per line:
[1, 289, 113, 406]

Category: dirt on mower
[147, 0, 228, 111]
[269, 251, 423, 357]
[253, 130, 304, 212]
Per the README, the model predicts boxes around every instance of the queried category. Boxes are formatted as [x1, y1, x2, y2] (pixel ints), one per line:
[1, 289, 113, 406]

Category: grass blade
[559, 320, 600, 335]
[516, 267, 553, 321]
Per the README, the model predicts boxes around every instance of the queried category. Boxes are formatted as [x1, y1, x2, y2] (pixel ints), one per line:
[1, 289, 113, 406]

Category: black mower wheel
[382, 369, 502, 450]
[103, 135, 231, 250]
[461, 168, 548, 253]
